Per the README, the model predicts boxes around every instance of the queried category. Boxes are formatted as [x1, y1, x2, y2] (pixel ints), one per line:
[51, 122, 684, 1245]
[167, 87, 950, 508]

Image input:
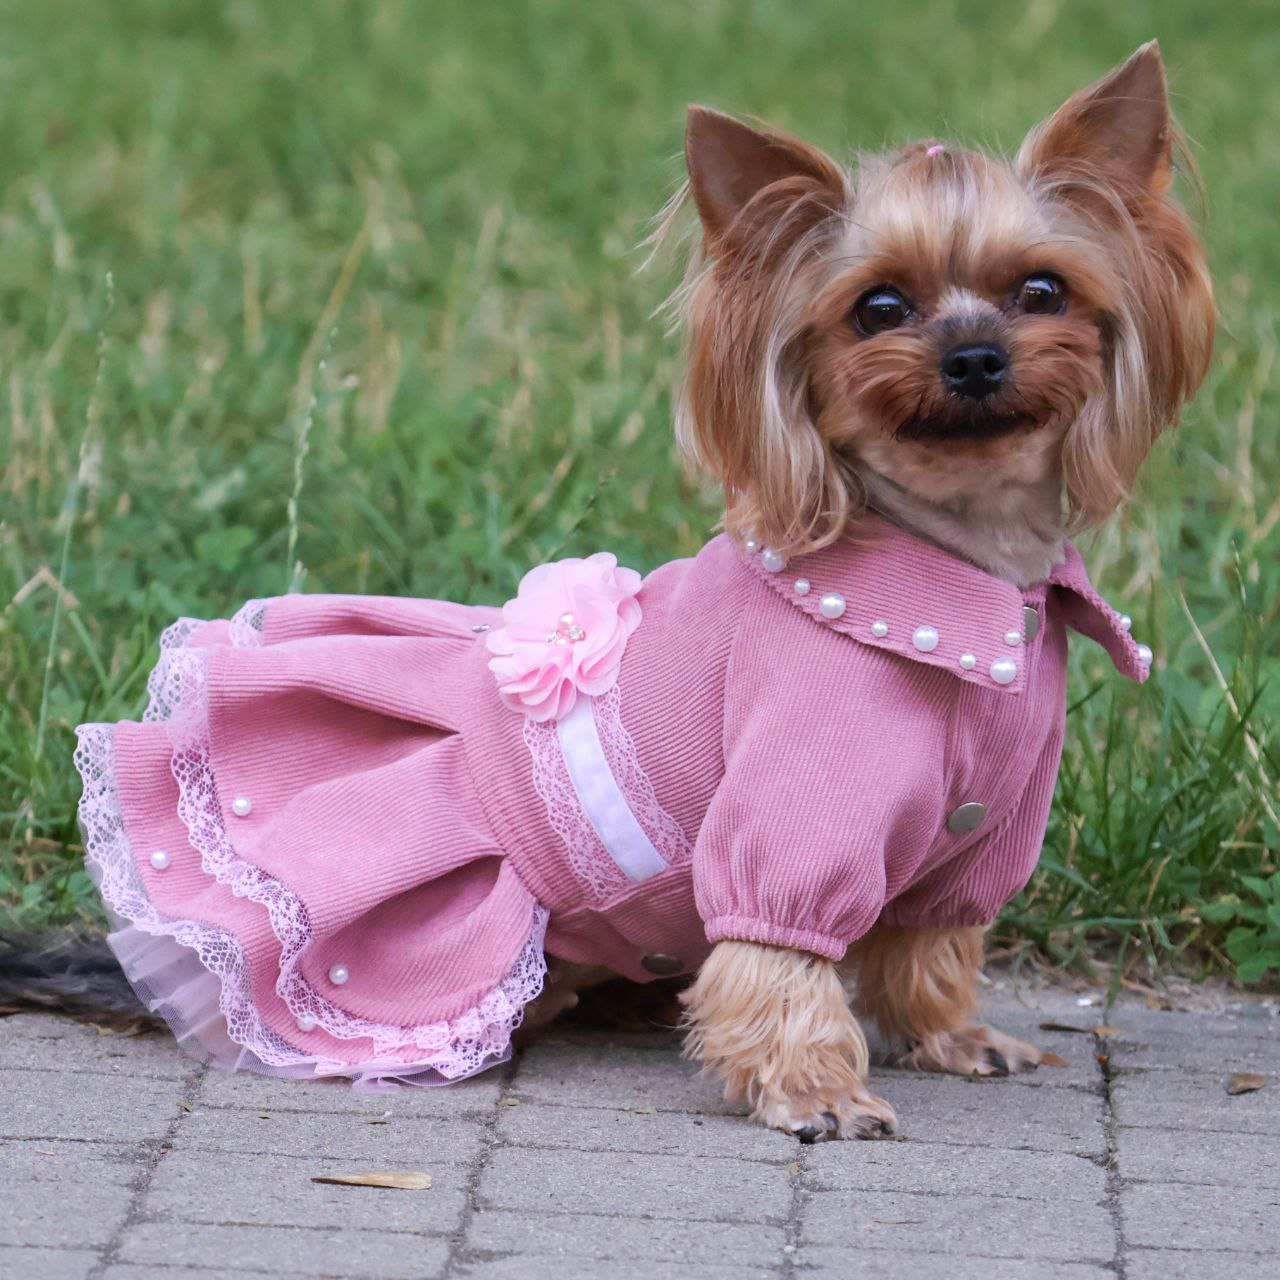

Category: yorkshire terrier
[33, 42, 1210, 1146]
[658, 40, 1210, 1138]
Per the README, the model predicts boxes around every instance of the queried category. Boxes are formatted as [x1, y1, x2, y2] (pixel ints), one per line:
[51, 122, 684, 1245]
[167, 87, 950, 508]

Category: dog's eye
[853, 287, 910, 336]
[1018, 274, 1067, 315]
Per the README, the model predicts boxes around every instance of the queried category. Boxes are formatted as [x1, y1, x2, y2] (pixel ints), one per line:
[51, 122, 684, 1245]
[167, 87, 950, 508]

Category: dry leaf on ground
[311, 1170, 432, 1190]
[1226, 1072, 1267, 1096]
[1039, 1051, 1068, 1068]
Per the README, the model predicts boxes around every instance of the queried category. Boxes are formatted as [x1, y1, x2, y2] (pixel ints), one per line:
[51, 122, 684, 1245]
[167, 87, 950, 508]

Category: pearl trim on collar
[740, 538, 1152, 687]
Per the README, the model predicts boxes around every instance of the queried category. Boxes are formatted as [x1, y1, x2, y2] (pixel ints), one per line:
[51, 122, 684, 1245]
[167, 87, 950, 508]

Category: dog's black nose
[940, 342, 1009, 400]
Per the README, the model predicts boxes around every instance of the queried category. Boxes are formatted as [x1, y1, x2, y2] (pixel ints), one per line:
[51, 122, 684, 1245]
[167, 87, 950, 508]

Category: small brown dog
[658, 42, 1211, 1139]
[28, 42, 1211, 1145]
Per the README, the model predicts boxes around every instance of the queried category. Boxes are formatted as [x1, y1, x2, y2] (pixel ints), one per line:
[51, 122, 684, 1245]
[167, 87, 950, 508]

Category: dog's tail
[0, 930, 158, 1031]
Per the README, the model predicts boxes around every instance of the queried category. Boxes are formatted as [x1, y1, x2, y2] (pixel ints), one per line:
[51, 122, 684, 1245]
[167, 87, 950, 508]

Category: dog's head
[667, 42, 1213, 555]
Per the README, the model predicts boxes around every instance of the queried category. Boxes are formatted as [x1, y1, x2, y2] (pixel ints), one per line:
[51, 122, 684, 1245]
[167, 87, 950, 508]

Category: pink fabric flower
[486, 553, 643, 721]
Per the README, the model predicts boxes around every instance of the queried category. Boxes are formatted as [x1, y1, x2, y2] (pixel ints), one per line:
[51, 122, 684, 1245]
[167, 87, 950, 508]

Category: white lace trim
[228, 598, 268, 648]
[524, 685, 693, 901]
[76, 607, 548, 1082]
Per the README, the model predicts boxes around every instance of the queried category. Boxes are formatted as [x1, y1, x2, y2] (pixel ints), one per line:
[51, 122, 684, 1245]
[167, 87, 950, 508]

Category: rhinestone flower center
[546, 612, 587, 646]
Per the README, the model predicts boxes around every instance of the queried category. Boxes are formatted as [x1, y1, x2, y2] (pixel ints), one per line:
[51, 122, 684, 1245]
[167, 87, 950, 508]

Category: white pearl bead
[1136, 643, 1153, 666]
[296, 1015, 317, 1033]
[231, 796, 252, 817]
[871, 620, 889, 638]
[1119, 614, 1132, 632]
[819, 592, 846, 620]
[744, 538, 761, 554]
[760, 548, 786, 573]
[150, 849, 170, 870]
[1004, 629, 1022, 646]
[912, 625, 939, 653]
[989, 656, 1018, 685]
[328, 965, 349, 986]
[959, 653, 976, 670]
[793, 578, 810, 596]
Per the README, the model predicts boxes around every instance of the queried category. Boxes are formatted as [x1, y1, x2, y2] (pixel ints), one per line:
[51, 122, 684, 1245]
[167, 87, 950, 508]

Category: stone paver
[1127, 1250, 1280, 1279]
[142, 1148, 469, 1234]
[801, 1251, 1114, 1278]
[3, 1168, 138, 1250]
[2, 985, 1276, 1278]
[477, 1146, 792, 1223]
[800, 1186, 1114, 1261]
[116, 1223, 449, 1277]
[803, 1133, 1106, 1199]
[0, 1246, 100, 1280]
[455, 1264, 773, 1280]
[1122, 1182, 1280, 1252]
[465, 1210, 785, 1266]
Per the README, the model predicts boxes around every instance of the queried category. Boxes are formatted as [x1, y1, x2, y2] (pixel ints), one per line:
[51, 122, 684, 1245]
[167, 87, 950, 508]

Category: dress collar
[740, 515, 1150, 695]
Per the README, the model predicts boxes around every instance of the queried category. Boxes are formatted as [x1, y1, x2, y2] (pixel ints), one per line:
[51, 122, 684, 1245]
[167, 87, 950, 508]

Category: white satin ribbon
[555, 695, 667, 882]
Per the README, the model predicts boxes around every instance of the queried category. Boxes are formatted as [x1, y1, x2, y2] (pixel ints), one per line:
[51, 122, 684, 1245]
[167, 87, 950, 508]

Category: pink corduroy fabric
[74, 515, 1147, 1084]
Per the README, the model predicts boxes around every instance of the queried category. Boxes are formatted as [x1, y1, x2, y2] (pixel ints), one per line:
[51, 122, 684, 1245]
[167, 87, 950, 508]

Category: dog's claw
[849, 1112, 895, 1140]
[772, 1090, 897, 1142]
[903, 1025, 1042, 1077]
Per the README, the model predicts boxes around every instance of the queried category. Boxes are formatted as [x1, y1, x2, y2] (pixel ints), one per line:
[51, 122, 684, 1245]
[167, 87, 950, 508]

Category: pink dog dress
[74, 515, 1149, 1087]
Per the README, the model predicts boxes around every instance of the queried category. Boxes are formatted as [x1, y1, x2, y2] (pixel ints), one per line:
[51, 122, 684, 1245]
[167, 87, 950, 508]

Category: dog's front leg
[848, 924, 1042, 1075]
[681, 940, 897, 1141]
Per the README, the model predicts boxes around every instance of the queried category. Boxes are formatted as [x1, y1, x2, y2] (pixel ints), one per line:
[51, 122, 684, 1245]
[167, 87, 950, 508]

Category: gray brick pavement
[1, 984, 1276, 1278]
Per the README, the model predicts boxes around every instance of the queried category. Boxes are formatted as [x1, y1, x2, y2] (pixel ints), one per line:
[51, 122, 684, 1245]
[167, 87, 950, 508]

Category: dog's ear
[675, 108, 855, 556]
[685, 106, 845, 243]
[1027, 43, 1215, 529]
[1018, 41, 1172, 197]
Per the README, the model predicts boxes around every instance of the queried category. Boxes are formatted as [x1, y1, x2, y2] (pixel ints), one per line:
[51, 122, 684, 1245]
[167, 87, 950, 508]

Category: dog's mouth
[893, 410, 1038, 443]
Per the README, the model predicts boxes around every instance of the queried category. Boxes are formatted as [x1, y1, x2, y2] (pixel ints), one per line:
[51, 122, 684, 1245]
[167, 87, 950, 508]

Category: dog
[24, 41, 1209, 1143]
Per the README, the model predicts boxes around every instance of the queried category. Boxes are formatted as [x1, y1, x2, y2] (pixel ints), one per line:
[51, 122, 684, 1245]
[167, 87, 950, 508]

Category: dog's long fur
[846, 925, 1041, 1077]
[681, 940, 896, 1139]
[674, 43, 1212, 1139]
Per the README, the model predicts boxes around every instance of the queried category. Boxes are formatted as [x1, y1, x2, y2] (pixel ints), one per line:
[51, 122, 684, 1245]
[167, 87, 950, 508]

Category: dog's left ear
[1018, 41, 1172, 198]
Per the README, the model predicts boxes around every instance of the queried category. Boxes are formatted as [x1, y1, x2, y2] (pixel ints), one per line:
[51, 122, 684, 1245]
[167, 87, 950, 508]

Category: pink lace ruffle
[75, 605, 548, 1087]
[523, 685, 693, 901]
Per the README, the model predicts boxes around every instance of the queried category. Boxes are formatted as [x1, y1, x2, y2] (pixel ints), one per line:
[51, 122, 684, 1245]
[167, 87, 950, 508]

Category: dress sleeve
[692, 598, 952, 961]
[879, 715, 1065, 930]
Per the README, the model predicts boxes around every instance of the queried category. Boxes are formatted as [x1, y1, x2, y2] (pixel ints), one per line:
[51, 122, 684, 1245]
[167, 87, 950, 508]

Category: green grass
[1, 0, 1276, 985]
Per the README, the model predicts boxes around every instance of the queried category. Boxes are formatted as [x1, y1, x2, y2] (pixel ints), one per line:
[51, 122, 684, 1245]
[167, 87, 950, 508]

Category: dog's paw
[758, 1086, 899, 1143]
[899, 1024, 1041, 1077]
